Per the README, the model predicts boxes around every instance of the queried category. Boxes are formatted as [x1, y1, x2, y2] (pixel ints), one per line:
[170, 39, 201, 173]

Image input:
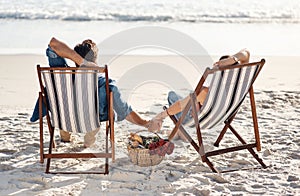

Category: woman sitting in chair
[150, 49, 250, 132]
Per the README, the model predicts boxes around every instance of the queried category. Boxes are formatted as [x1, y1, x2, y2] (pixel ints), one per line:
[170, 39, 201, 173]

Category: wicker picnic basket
[127, 146, 164, 167]
[127, 131, 164, 167]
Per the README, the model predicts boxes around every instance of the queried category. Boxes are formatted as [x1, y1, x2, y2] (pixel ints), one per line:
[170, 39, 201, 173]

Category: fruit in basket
[149, 140, 174, 156]
[129, 133, 143, 144]
[131, 140, 140, 148]
[148, 139, 167, 150]
[141, 135, 160, 148]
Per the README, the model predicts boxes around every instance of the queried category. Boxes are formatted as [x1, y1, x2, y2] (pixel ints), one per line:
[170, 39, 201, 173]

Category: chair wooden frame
[37, 65, 115, 174]
[166, 59, 267, 173]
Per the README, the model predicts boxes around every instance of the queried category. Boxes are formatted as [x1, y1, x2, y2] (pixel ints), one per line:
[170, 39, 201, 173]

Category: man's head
[74, 39, 98, 66]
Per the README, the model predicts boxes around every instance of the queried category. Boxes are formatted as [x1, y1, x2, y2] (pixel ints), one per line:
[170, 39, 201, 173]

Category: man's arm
[49, 37, 84, 67]
[125, 111, 150, 128]
[49, 37, 99, 67]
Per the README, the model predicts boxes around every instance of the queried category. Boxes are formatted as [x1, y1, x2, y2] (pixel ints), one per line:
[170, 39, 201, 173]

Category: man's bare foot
[83, 129, 99, 148]
[60, 129, 71, 142]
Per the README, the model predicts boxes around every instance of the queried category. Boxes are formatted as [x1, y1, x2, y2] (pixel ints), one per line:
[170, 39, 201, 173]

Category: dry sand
[0, 54, 299, 195]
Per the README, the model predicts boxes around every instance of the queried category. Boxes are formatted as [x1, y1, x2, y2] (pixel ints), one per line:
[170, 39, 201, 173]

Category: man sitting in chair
[30, 37, 158, 147]
[150, 49, 250, 133]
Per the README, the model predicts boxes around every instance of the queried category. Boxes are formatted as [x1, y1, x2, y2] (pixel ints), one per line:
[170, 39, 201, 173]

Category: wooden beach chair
[165, 59, 267, 173]
[37, 65, 115, 174]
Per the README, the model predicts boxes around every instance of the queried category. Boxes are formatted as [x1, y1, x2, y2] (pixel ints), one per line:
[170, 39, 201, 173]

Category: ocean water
[0, 0, 300, 56]
[1, 0, 300, 23]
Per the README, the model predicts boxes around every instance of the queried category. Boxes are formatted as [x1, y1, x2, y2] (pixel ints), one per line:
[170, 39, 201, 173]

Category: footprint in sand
[0, 163, 15, 171]
[0, 117, 11, 121]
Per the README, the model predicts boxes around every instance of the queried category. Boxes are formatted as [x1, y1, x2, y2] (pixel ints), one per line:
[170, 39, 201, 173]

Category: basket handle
[134, 130, 162, 139]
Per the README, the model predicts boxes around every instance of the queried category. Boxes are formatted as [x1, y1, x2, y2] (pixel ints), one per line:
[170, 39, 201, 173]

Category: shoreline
[2, 21, 300, 57]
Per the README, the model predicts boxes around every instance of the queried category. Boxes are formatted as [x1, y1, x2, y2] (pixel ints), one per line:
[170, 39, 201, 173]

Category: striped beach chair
[37, 65, 114, 174]
[166, 59, 267, 173]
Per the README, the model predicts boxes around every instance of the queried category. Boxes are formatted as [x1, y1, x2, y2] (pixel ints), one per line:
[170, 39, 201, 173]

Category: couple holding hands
[30, 37, 250, 146]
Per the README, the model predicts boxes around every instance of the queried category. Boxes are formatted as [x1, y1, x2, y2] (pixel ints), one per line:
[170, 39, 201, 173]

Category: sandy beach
[0, 53, 299, 195]
[1, 1, 300, 194]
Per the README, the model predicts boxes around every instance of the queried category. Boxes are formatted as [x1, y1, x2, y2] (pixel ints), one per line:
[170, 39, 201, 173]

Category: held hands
[147, 110, 169, 132]
[147, 118, 163, 132]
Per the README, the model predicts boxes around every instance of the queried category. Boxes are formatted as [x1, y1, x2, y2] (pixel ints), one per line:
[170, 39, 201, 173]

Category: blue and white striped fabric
[187, 64, 260, 129]
[42, 69, 100, 133]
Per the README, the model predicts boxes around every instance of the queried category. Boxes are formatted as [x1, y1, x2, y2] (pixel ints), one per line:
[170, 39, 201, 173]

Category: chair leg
[214, 113, 236, 147]
[109, 91, 115, 162]
[105, 122, 109, 174]
[164, 106, 200, 153]
[213, 124, 229, 147]
[205, 157, 219, 173]
[45, 126, 55, 173]
[167, 100, 192, 141]
[43, 95, 56, 149]
[189, 95, 219, 171]
[39, 92, 44, 164]
[249, 87, 261, 151]
[190, 93, 206, 157]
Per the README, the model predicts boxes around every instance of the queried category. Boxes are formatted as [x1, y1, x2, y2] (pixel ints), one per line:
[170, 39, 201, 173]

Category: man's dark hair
[74, 39, 98, 66]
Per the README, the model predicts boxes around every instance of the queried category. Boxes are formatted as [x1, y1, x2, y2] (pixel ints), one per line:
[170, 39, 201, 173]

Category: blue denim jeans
[30, 46, 132, 122]
[167, 91, 191, 124]
[45, 46, 68, 67]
